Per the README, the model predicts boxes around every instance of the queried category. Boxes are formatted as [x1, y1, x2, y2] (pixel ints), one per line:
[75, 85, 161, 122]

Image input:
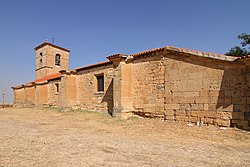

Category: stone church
[12, 41, 250, 130]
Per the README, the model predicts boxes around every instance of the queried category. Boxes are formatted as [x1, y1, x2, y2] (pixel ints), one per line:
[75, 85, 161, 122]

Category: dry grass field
[0, 108, 249, 167]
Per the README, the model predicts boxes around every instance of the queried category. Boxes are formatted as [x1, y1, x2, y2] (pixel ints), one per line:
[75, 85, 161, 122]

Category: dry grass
[0, 108, 249, 167]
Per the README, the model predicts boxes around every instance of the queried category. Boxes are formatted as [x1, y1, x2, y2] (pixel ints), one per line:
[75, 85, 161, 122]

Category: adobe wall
[74, 65, 113, 113]
[14, 88, 25, 107]
[131, 50, 249, 129]
[61, 74, 77, 108]
[24, 86, 35, 107]
[35, 83, 48, 107]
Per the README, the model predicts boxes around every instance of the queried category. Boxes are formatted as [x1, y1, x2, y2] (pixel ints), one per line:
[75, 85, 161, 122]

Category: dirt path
[0, 108, 249, 167]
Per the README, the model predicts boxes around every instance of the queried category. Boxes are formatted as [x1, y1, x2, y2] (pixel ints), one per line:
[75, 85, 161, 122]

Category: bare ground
[0, 108, 249, 167]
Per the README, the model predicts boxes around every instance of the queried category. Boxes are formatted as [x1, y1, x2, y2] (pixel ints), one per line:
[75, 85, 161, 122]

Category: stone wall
[132, 54, 165, 118]
[35, 83, 48, 106]
[47, 79, 61, 107]
[75, 65, 113, 113]
[35, 45, 69, 79]
[24, 86, 35, 107]
[131, 50, 249, 129]
[14, 88, 25, 107]
[228, 65, 250, 130]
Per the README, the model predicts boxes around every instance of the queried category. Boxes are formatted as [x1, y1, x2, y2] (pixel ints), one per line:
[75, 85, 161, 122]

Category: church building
[12, 41, 250, 130]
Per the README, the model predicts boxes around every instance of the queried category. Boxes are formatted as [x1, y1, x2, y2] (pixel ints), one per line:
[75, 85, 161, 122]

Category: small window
[55, 83, 59, 93]
[96, 75, 104, 92]
[40, 52, 43, 63]
[55, 54, 61, 66]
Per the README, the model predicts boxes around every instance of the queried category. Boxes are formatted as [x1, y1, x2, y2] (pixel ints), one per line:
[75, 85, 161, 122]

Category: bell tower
[34, 41, 70, 79]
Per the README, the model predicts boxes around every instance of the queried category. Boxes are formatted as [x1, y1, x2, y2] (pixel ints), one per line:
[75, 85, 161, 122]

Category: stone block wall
[132, 54, 165, 118]
[74, 65, 113, 113]
[228, 65, 250, 130]
[131, 50, 249, 129]
[163, 55, 232, 126]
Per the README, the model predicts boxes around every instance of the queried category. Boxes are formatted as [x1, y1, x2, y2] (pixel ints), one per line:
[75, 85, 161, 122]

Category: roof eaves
[33, 73, 61, 83]
[131, 47, 165, 58]
[130, 45, 238, 62]
[34, 41, 70, 52]
[165, 46, 238, 62]
[235, 55, 250, 60]
[75, 60, 112, 72]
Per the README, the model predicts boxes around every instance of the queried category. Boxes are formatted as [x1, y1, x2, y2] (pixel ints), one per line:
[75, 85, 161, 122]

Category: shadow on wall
[102, 79, 114, 116]
[217, 67, 250, 130]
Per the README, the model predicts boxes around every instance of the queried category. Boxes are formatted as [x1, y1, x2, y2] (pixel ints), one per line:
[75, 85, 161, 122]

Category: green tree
[226, 33, 250, 56]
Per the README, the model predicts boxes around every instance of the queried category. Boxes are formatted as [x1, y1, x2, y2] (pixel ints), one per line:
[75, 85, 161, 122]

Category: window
[55, 54, 61, 66]
[55, 83, 59, 93]
[96, 75, 104, 92]
[40, 52, 43, 63]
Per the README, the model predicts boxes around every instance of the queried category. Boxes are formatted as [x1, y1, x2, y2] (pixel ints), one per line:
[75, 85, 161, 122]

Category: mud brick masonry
[12, 41, 250, 130]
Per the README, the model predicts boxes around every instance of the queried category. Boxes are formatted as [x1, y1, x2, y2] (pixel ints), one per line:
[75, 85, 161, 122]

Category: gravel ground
[0, 108, 249, 167]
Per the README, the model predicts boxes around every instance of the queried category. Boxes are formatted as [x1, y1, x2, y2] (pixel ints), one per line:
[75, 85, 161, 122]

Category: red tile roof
[75, 60, 112, 72]
[12, 73, 62, 89]
[33, 73, 61, 83]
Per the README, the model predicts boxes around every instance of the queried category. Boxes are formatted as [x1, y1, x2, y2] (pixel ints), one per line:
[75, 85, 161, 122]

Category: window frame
[96, 74, 104, 92]
[55, 83, 60, 94]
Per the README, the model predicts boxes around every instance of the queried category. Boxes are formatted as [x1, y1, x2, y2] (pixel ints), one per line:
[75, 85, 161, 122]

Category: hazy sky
[0, 0, 249, 103]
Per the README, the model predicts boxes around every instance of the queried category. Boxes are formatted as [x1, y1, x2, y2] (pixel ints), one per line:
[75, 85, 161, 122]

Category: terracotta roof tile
[75, 60, 112, 72]
[33, 73, 61, 83]
[235, 55, 250, 60]
[131, 47, 165, 58]
[165, 46, 238, 61]
[131, 46, 238, 62]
